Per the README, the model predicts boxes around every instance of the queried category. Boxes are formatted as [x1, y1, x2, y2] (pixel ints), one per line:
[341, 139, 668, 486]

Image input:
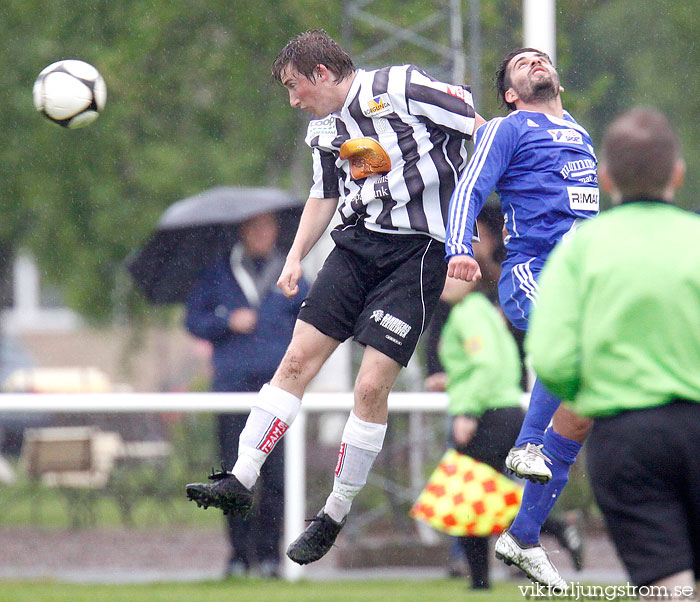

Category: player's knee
[354, 373, 391, 408]
[275, 345, 319, 386]
[552, 410, 592, 442]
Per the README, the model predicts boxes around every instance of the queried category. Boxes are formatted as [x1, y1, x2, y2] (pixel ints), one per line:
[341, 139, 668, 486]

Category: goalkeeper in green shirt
[527, 107, 700, 593]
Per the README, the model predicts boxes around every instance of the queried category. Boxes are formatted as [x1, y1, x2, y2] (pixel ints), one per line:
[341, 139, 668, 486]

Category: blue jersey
[446, 110, 598, 259]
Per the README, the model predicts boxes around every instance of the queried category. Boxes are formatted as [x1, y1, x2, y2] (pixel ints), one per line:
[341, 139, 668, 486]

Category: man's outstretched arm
[278, 196, 338, 297]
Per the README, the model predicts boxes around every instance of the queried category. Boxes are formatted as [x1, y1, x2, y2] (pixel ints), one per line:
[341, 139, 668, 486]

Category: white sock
[324, 411, 386, 523]
[232, 384, 301, 490]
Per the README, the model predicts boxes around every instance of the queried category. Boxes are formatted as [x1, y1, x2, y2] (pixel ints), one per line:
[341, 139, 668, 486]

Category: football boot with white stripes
[495, 530, 568, 592]
[505, 443, 552, 484]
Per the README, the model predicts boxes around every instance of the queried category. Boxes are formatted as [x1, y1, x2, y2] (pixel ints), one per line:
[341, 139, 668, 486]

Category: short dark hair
[272, 30, 355, 85]
[603, 107, 681, 198]
[495, 47, 553, 111]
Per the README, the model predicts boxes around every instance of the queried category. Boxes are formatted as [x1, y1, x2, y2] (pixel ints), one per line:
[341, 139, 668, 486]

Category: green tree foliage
[558, 0, 700, 210]
[1, 0, 337, 321]
[1, 1, 698, 323]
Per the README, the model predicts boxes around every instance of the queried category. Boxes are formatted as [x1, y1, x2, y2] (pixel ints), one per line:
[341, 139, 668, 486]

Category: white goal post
[0, 391, 448, 581]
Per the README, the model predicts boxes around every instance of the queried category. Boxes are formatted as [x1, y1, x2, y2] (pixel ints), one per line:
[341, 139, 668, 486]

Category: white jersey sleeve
[405, 67, 476, 139]
[309, 146, 340, 199]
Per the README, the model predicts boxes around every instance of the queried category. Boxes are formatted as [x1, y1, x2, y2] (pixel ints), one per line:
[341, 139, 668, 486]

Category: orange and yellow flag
[410, 449, 522, 537]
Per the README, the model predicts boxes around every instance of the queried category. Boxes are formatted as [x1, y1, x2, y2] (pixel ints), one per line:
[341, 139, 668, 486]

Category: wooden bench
[19, 426, 124, 527]
[19, 426, 174, 527]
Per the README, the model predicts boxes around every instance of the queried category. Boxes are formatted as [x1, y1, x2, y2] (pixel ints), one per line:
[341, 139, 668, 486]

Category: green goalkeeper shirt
[439, 292, 522, 417]
[526, 200, 700, 417]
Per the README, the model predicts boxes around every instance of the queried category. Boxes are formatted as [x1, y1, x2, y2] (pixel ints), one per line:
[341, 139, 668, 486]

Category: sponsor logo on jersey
[526, 119, 539, 127]
[549, 128, 583, 145]
[465, 335, 484, 354]
[257, 418, 289, 454]
[374, 174, 390, 199]
[560, 158, 597, 180]
[362, 94, 393, 118]
[568, 187, 599, 211]
[308, 115, 337, 138]
[373, 117, 392, 134]
[446, 84, 471, 103]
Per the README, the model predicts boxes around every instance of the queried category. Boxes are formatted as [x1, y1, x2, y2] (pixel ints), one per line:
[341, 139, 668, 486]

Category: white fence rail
[0, 391, 448, 581]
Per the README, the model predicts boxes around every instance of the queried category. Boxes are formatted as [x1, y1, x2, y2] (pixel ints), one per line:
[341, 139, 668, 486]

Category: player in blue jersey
[445, 48, 598, 590]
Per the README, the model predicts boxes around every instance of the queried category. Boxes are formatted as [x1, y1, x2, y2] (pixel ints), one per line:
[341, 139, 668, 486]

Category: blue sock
[514, 379, 561, 447]
[509, 428, 582, 545]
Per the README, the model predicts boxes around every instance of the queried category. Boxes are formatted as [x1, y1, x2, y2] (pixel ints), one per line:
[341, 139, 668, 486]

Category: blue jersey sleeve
[445, 117, 518, 257]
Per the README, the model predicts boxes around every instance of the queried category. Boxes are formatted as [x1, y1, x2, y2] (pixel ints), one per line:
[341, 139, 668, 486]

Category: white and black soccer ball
[33, 60, 107, 129]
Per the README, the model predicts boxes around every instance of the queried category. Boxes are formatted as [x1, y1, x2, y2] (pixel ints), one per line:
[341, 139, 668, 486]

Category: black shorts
[451, 406, 525, 473]
[586, 401, 700, 585]
[298, 223, 447, 367]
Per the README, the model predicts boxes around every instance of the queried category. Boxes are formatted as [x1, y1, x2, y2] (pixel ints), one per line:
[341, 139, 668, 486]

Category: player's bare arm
[447, 254, 482, 282]
[277, 196, 338, 297]
[474, 112, 486, 131]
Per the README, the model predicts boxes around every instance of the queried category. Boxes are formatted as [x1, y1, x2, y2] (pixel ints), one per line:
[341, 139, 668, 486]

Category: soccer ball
[33, 60, 107, 129]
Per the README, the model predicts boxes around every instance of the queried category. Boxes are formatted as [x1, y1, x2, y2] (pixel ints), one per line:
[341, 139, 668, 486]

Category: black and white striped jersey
[306, 65, 476, 241]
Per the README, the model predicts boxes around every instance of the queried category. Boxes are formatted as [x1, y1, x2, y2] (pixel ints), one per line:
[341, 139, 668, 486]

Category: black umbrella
[126, 186, 302, 304]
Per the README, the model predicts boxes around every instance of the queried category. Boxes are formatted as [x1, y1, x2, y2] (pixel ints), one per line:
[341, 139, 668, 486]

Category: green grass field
[0, 483, 222, 529]
[0, 579, 536, 602]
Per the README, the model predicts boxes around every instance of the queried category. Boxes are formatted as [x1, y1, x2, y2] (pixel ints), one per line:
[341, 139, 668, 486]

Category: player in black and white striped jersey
[186, 29, 485, 565]
[307, 62, 480, 240]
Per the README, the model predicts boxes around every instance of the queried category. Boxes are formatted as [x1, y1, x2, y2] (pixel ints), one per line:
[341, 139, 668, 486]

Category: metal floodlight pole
[344, 1, 482, 106]
[523, 0, 557, 65]
[450, 0, 465, 84]
[469, 0, 482, 108]
[344, 0, 465, 83]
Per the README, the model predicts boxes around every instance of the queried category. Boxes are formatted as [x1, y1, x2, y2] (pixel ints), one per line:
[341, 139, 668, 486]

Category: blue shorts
[498, 254, 546, 331]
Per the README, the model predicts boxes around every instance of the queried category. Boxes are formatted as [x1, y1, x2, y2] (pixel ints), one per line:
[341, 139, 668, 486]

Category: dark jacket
[185, 251, 308, 392]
